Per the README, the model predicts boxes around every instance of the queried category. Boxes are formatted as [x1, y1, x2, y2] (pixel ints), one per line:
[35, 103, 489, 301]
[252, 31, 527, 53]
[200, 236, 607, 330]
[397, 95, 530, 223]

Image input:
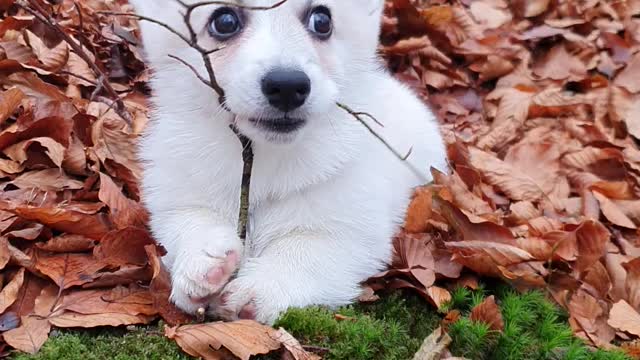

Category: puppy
[129, 0, 447, 324]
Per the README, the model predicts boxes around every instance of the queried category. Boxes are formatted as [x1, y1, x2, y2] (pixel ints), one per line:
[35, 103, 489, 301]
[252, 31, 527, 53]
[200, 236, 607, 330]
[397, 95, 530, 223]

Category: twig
[167, 54, 213, 88]
[59, 70, 98, 86]
[336, 102, 427, 181]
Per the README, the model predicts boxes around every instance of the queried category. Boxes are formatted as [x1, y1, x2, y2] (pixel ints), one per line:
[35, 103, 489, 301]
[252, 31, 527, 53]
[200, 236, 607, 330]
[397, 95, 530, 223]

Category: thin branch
[16, 0, 133, 126]
[167, 54, 212, 88]
[180, 0, 289, 11]
[59, 70, 98, 86]
[98, 11, 193, 47]
[336, 102, 427, 181]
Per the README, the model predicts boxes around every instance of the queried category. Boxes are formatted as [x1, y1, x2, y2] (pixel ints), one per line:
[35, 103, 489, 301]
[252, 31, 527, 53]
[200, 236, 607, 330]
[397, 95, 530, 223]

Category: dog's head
[130, 0, 384, 143]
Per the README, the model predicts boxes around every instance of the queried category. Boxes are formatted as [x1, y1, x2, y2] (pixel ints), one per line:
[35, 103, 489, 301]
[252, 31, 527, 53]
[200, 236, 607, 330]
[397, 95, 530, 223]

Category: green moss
[273, 292, 441, 360]
[11, 324, 187, 360]
[446, 286, 630, 360]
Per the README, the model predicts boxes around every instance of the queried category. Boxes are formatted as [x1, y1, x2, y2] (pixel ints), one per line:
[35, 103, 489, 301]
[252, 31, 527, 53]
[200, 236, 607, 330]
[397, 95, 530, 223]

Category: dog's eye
[307, 6, 332, 39]
[208, 7, 242, 39]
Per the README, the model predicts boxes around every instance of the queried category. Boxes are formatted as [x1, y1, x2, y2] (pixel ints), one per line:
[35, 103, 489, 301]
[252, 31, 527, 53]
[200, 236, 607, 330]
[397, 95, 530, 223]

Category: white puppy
[129, 0, 446, 324]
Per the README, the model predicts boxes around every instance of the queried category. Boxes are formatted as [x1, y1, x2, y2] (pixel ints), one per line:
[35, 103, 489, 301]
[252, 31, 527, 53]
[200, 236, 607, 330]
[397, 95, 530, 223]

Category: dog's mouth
[249, 117, 306, 133]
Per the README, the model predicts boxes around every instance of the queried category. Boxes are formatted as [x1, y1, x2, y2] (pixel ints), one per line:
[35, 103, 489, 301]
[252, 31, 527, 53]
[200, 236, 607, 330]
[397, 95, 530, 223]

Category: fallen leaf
[1, 202, 111, 240]
[0, 88, 24, 126]
[0, 268, 25, 314]
[470, 295, 504, 331]
[93, 227, 154, 266]
[2, 316, 51, 354]
[0, 237, 9, 270]
[608, 300, 640, 336]
[426, 286, 451, 309]
[98, 173, 148, 229]
[411, 326, 452, 360]
[165, 320, 283, 360]
[35, 234, 95, 253]
[623, 258, 640, 311]
[48, 312, 154, 328]
[468, 147, 544, 202]
[274, 327, 322, 360]
[34, 252, 107, 289]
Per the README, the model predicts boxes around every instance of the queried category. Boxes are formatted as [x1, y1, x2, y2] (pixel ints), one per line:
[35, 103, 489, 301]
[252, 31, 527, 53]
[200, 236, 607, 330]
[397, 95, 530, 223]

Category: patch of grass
[443, 286, 630, 360]
[273, 293, 440, 360]
[11, 324, 187, 360]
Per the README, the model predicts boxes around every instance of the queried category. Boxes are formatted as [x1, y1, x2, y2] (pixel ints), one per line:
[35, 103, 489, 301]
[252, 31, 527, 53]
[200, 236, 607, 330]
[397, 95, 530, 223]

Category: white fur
[130, 0, 447, 323]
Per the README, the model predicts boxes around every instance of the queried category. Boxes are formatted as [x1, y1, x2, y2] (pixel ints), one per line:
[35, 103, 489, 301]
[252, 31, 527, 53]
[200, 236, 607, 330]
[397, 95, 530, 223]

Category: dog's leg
[141, 114, 244, 314]
[211, 229, 388, 324]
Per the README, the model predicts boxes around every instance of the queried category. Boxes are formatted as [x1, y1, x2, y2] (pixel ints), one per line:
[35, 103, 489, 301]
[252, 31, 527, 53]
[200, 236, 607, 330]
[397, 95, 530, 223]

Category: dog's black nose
[261, 69, 311, 112]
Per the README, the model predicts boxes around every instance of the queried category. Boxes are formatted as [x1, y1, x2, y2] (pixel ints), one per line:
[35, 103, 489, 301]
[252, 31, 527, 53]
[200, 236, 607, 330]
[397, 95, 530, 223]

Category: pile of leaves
[372, 0, 640, 354]
[1, 0, 640, 358]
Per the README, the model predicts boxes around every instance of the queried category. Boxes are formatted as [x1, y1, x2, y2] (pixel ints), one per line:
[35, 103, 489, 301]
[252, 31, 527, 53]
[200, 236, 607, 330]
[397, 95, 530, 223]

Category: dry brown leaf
[9, 169, 84, 192]
[446, 241, 534, 276]
[0, 268, 25, 314]
[623, 258, 640, 310]
[432, 168, 492, 215]
[274, 327, 321, 360]
[615, 53, 640, 93]
[98, 173, 148, 229]
[93, 227, 154, 266]
[91, 117, 141, 180]
[470, 295, 504, 331]
[593, 191, 637, 229]
[468, 147, 544, 202]
[24, 30, 69, 71]
[405, 186, 434, 233]
[0, 236, 9, 270]
[608, 300, 640, 336]
[34, 252, 107, 289]
[469, 2, 511, 29]
[2, 316, 51, 354]
[2, 203, 111, 240]
[533, 44, 587, 81]
[54, 285, 156, 317]
[575, 221, 611, 273]
[35, 234, 95, 253]
[432, 195, 515, 243]
[4, 137, 66, 167]
[411, 327, 452, 360]
[521, 0, 551, 17]
[49, 312, 154, 328]
[0, 88, 24, 126]
[165, 320, 283, 360]
[426, 286, 451, 309]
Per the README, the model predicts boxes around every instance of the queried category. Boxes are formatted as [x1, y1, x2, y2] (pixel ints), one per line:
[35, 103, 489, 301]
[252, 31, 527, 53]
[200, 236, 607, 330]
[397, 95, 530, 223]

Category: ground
[11, 286, 631, 360]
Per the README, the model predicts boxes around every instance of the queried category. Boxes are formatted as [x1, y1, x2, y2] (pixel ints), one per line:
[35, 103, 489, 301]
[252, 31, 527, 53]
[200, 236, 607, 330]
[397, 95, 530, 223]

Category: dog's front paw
[210, 266, 284, 325]
[169, 228, 242, 314]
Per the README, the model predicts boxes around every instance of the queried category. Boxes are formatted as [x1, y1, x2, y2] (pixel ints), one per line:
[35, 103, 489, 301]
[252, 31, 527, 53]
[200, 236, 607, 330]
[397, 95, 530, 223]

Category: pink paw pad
[238, 302, 257, 320]
[205, 250, 239, 286]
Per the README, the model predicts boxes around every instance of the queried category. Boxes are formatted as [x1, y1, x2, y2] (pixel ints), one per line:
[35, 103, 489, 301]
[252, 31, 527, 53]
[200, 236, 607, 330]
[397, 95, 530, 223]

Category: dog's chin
[243, 117, 306, 144]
